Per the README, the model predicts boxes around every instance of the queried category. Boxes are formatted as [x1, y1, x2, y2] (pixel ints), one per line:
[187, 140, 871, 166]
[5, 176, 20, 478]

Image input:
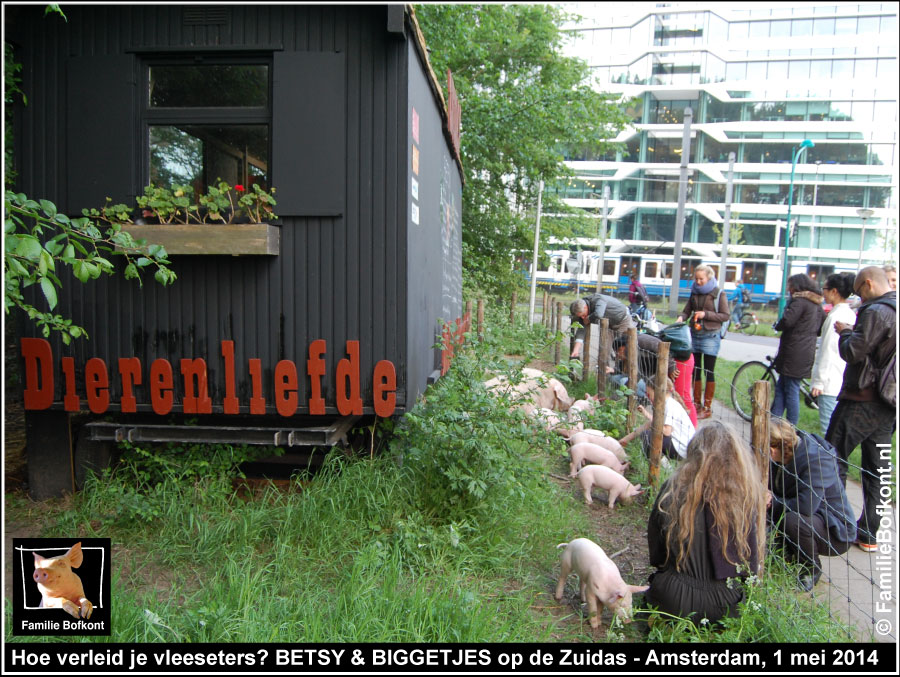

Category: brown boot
[697, 381, 716, 419]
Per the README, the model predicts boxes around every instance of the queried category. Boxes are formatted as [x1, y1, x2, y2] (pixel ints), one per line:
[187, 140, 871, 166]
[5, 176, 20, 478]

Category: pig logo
[13, 537, 111, 636]
[33, 542, 93, 619]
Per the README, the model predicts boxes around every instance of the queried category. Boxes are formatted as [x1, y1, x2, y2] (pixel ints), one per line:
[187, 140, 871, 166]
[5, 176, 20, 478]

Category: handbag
[656, 322, 692, 354]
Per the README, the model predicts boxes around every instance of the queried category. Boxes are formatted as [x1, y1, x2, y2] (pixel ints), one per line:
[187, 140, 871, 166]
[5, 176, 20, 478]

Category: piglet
[568, 442, 629, 477]
[555, 538, 649, 627]
[567, 429, 627, 463]
[32, 542, 93, 620]
[567, 394, 599, 416]
[576, 464, 642, 508]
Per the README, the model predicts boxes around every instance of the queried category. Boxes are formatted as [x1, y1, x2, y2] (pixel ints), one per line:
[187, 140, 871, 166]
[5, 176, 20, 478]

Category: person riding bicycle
[629, 273, 650, 315]
[731, 284, 751, 327]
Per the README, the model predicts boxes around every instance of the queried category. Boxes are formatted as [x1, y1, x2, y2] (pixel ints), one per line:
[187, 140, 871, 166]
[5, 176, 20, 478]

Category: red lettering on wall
[248, 359, 266, 415]
[85, 358, 110, 414]
[118, 357, 142, 413]
[336, 340, 363, 416]
[307, 339, 327, 415]
[221, 340, 239, 415]
[21, 338, 53, 410]
[274, 360, 299, 417]
[373, 360, 397, 417]
[62, 357, 79, 411]
[180, 358, 212, 414]
[150, 359, 174, 415]
[441, 312, 471, 376]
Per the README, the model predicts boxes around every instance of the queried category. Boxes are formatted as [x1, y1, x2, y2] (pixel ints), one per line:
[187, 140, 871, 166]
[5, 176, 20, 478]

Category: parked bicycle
[630, 301, 658, 333]
[729, 306, 760, 335]
[731, 354, 818, 422]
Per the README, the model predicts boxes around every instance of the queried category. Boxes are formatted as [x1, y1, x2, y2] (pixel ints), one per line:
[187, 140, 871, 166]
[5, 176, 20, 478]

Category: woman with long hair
[771, 273, 826, 425]
[644, 421, 766, 624]
[809, 272, 856, 434]
[676, 264, 730, 420]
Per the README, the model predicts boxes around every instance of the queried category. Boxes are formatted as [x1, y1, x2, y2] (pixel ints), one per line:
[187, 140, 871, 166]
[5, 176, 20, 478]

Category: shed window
[143, 58, 271, 193]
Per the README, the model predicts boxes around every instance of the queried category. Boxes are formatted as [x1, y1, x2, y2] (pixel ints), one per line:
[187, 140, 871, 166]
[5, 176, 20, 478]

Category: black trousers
[826, 398, 894, 545]
[775, 510, 851, 574]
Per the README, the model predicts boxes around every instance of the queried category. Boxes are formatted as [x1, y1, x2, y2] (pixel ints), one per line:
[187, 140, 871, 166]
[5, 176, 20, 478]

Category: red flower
[234, 184, 245, 192]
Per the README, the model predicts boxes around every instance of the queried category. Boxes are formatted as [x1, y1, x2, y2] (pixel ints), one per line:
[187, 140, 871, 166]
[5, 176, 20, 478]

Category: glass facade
[560, 2, 898, 267]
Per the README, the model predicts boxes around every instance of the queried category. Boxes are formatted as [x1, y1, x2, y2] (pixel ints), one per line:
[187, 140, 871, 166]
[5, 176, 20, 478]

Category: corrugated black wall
[6, 4, 460, 416]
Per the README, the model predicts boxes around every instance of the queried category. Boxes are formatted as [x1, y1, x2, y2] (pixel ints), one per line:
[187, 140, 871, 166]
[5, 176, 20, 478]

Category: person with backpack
[676, 264, 730, 420]
[731, 283, 751, 327]
[825, 266, 896, 553]
[767, 417, 857, 592]
[771, 274, 826, 426]
[628, 272, 650, 316]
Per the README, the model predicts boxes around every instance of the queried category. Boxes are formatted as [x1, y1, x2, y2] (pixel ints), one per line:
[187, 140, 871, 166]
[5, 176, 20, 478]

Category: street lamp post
[777, 139, 814, 321]
[857, 207, 874, 271]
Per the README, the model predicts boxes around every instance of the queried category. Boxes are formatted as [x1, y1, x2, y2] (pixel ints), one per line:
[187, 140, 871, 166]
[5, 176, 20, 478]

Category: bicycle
[630, 301, 657, 333]
[730, 354, 819, 422]
[729, 306, 759, 335]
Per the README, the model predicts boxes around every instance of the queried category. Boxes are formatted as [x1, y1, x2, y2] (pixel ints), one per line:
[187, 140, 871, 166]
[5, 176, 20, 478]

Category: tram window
[726, 266, 737, 283]
[604, 260, 616, 276]
[645, 262, 658, 278]
[807, 264, 834, 281]
[742, 262, 766, 285]
[665, 263, 673, 279]
[710, 265, 720, 280]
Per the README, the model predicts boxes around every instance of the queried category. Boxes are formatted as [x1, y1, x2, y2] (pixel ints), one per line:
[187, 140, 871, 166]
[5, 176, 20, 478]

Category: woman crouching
[644, 421, 765, 625]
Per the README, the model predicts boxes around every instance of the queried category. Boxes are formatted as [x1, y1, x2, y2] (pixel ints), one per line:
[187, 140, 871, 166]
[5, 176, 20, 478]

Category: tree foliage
[415, 4, 632, 297]
[4, 6, 175, 344]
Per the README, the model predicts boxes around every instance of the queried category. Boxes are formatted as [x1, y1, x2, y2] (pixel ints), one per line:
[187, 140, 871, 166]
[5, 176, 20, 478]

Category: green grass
[5, 299, 861, 644]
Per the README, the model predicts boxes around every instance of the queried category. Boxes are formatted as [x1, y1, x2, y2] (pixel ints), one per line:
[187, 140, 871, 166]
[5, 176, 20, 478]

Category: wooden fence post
[554, 301, 563, 364]
[550, 297, 557, 335]
[751, 380, 772, 487]
[581, 320, 592, 381]
[597, 318, 610, 397]
[477, 299, 485, 340]
[626, 327, 639, 429]
[648, 341, 670, 487]
[510, 291, 517, 324]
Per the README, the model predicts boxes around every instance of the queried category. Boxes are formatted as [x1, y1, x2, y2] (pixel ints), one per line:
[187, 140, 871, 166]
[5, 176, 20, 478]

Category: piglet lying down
[555, 538, 648, 627]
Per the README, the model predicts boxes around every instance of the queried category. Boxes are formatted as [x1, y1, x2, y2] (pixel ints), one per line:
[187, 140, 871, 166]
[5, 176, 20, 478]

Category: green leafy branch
[4, 190, 177, 344]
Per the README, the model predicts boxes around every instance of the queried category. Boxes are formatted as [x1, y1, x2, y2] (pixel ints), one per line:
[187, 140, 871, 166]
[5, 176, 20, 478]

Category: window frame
[140, 53, 273, 191]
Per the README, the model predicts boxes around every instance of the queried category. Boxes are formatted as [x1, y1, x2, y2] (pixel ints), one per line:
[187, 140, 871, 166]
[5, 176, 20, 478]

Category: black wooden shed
[5, 4, 464, 498]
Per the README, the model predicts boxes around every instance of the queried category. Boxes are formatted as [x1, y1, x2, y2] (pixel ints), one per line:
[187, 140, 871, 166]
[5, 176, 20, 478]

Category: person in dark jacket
[771, 274, 825, 425]
[569, 293, 635, 359]
[825, 265, 896, 551]
[676, 264, 730, 420]
[768, 417, 857, 591]
[644, 421, 765, 624]
[612, 333, 676, 399]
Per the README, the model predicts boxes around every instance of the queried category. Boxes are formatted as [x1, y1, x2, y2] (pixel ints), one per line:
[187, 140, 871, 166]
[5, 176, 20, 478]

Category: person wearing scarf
[676, 264, 730, 420]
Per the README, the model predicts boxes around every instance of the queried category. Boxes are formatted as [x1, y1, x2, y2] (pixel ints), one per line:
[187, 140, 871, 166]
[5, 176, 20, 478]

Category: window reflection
[150, 125, 269, 194]
[150, 65, 269, 108]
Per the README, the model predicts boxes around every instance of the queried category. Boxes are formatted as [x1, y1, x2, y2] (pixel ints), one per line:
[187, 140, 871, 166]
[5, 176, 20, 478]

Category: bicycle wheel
[731, 361, 775, 422]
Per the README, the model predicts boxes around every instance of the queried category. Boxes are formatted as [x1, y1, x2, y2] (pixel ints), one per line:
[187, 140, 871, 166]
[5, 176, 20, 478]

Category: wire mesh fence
[524, 292, 896, 642]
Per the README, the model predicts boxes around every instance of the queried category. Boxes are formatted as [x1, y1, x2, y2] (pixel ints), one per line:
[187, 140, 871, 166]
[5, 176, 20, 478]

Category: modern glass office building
[557, 2, 898, 272]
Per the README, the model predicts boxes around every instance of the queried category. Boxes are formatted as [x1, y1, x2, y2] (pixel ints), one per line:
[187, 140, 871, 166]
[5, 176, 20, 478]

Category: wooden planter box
[120, 223, 280, 256]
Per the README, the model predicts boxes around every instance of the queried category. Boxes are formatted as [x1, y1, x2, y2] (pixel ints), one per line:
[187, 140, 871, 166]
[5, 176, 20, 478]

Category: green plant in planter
[128, 180, 278, 225]
[237, 183, 277, 223]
